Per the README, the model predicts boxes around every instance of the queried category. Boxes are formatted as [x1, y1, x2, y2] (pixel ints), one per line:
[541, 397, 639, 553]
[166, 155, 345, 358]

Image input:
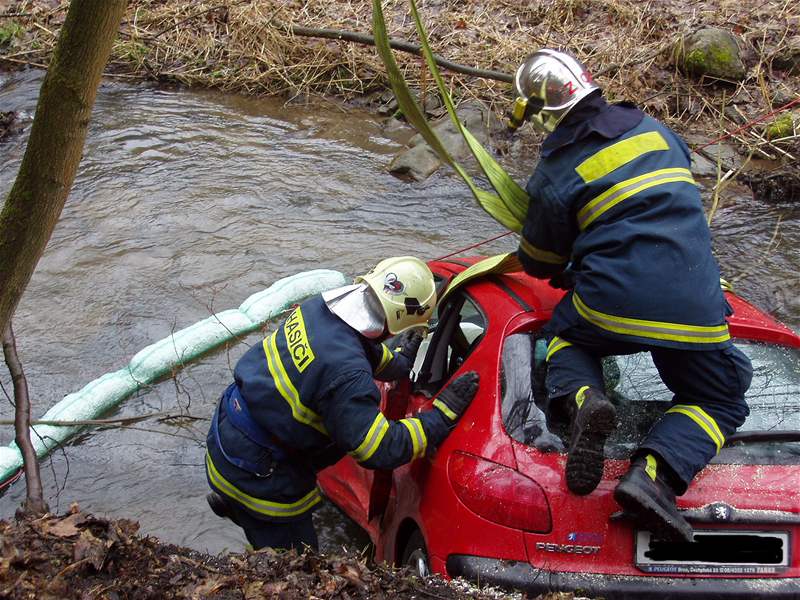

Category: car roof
[430, 256, 800, 348]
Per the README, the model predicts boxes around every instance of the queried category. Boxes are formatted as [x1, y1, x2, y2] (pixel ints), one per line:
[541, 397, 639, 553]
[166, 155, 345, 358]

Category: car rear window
[501, 335, 800, 465]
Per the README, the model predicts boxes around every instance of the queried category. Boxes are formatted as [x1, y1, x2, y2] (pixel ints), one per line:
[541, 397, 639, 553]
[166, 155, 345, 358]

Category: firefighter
[205, 256, 479, 551]
[508, 49, 752, 542]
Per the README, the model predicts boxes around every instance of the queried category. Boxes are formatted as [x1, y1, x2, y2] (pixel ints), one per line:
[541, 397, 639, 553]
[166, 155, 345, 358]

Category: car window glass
[413, 292, 486, 395]
[392, 274, 446, 378]
[500, 333, 565, 452]
[502, 336, 800, 465]
[608, 341, 800, 464]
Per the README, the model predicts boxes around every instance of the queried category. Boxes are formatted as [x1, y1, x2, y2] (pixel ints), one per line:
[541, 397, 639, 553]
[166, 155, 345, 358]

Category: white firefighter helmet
[508, 49, 600, 133]
[355, 256, 436, 335]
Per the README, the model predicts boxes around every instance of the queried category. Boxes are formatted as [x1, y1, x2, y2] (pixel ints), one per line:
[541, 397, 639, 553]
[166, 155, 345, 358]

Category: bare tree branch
[2, 321, 48, 517]
[279, 21, 513, 84]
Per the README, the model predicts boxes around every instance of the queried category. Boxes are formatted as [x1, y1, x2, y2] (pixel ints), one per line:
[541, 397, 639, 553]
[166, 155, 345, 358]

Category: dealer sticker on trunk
[635, 530, 790, 575]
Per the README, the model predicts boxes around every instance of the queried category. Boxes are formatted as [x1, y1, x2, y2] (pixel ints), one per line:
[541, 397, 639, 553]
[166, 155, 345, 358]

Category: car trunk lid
[513, 447, 800, 578]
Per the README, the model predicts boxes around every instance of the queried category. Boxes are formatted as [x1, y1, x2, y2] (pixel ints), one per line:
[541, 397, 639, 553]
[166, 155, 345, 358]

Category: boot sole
[207, 492, 240, 526]
[565, 402, 616, 495]
[614, 480, 694, 543]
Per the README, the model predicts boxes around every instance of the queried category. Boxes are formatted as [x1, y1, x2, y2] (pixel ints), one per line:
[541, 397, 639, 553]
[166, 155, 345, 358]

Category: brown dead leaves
[0, 508, 506, 600]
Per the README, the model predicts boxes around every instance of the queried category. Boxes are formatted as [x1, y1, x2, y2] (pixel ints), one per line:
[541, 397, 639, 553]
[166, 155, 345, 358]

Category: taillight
[447, 451, 551, 533]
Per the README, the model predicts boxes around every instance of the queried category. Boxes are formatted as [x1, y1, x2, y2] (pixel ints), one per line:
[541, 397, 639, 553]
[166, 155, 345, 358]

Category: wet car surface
[318, 256, 800, 599]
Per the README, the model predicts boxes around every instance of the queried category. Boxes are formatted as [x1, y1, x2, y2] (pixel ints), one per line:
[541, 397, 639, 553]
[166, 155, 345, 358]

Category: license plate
[635, 530, 790, 575]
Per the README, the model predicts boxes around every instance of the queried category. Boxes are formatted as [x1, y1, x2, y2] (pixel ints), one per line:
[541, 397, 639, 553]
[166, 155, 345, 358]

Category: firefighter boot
[207, 492, 240, 525]
[565, 386, 617, 495]
[613, 454, 694, 543]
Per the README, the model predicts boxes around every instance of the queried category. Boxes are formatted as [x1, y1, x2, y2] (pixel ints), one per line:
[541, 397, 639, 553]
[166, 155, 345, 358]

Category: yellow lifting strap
[439, 253, 522, 304]
[371, 0, 528, 233]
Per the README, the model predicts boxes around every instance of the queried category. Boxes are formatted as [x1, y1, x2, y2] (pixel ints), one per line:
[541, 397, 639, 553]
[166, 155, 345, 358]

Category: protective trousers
[222, 496, 318, 552]
[546, 325, 753, 492]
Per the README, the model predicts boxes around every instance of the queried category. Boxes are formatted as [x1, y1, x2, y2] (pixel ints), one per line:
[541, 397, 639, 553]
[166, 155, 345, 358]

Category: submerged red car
[318, 256, 800, 599]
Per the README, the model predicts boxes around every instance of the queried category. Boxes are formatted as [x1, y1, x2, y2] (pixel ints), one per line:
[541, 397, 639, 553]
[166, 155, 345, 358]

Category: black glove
[548, 268, 576, 290]
[395, 329, 424, 362]
[433, 371, 480, 425]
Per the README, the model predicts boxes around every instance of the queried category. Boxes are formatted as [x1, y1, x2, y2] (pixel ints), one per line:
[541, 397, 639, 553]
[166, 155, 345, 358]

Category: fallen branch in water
[0, 411, 207, 427]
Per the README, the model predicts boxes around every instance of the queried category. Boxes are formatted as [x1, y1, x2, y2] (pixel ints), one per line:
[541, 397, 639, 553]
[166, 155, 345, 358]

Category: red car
[318, 256, 800, 599]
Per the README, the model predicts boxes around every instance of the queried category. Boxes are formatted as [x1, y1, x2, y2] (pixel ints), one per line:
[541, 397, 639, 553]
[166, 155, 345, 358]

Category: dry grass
[1, 0, 798, 154]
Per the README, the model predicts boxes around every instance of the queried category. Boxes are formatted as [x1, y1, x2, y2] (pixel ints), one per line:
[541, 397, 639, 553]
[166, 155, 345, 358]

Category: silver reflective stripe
[408, 418, 427, 458]
[546, 336, 573, 361]
[577, 168, 695, 230]
[206, 453, 322, 517]
[349, 413, 389, 462]
[573, 293, 730, 344]
[401, 417, 427, 459]
[666, 405, 725, 452]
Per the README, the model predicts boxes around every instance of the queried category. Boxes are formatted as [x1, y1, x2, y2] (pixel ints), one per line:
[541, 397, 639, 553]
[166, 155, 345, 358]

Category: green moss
[686, 44, 736, 73]
[682, 32, 744, 79]
[0, 22, 23, 46]
[685, 49, 709, 72]
[765, 113, 796, 140]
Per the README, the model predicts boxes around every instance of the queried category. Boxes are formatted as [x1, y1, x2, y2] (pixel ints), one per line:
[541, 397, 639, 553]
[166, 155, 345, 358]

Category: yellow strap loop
[372, 0, 527, 233]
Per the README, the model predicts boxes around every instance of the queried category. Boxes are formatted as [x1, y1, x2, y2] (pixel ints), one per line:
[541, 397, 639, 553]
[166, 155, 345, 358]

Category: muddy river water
[0, 70, 798, 555]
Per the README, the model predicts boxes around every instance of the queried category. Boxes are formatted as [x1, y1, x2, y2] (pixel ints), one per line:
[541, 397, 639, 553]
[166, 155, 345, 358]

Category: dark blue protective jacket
[206, 294, 451, 521]
[517, 97, 731, 350]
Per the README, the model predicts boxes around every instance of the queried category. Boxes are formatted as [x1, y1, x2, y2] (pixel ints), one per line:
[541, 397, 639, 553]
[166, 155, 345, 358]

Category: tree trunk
[2, 321, 47, 517]
[0, 0, 129, 335]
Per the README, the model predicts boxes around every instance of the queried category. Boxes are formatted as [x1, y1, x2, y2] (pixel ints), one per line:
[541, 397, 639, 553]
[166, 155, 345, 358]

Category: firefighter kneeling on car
[205, 256, 479, 551]
[508, 50, 753, 542]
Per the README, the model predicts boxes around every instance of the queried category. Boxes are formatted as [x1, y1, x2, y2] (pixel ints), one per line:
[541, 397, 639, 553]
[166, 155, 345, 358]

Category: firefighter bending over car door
[205, 256, 479, 551]
[508, 49, 753, 542]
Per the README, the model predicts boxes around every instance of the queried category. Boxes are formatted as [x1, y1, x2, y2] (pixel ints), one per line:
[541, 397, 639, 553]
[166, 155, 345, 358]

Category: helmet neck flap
[322, 283, 387, 339]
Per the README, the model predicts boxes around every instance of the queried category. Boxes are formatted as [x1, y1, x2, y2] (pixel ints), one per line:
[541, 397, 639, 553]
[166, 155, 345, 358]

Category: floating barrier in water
[0, 269, 348, 486]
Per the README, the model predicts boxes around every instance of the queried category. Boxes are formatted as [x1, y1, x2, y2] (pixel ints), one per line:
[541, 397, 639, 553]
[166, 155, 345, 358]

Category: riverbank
[0, 508, 531, 599]
[0, 0, 798, 163]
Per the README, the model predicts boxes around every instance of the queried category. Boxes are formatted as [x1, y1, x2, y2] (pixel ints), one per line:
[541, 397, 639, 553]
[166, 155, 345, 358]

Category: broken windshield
[501, 334, 800, 465]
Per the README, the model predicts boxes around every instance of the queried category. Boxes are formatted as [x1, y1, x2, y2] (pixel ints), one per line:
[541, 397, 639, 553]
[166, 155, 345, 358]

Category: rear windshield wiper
[726, 430, 800, 445]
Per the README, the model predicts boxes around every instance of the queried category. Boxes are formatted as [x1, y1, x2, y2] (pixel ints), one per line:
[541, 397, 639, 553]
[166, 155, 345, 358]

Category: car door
[365, 289, 488, 520]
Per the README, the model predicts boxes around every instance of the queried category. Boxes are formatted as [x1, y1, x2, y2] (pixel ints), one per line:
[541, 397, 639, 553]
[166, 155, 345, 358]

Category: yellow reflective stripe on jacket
[433, 398, 458, 421]
[546, 336, 573, 361]
[575, 131, 670, 183]
[665, 404, 725, 453]
[349, 413, 390, 463]
[263, 333, 328, 435]
[400, 417, 428, 460]
[572, 293, 730, 344]
[519, 237, 569, 265]
[374, 344, 394, 375]
[577, 168, 696, 230]
[206, 453, 322, 517]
